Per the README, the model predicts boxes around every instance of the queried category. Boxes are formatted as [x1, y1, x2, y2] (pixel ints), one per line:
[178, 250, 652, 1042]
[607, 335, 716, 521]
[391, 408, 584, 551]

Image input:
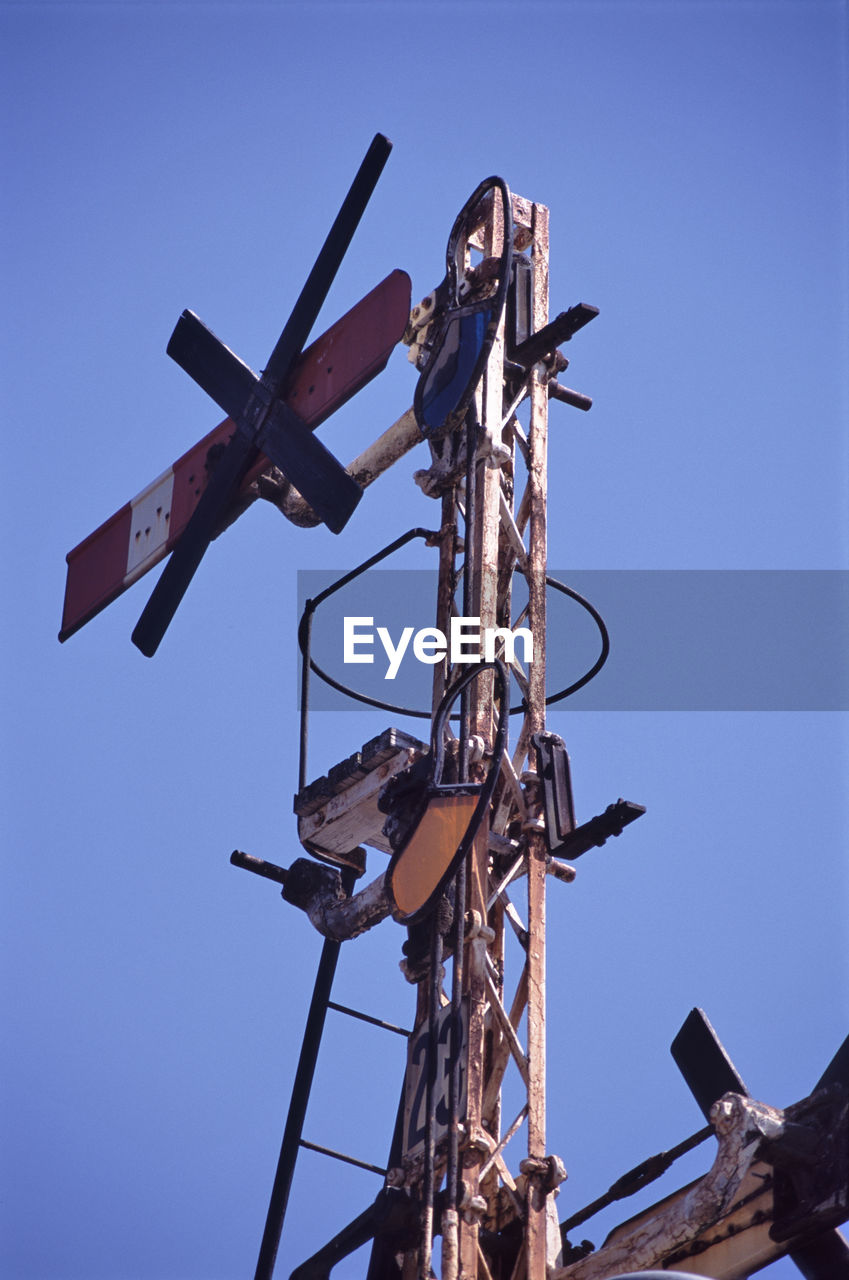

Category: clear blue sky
[1, 3, 847, 1278]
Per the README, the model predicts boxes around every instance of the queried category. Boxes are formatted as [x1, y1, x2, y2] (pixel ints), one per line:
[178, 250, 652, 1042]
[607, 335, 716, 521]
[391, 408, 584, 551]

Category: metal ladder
[231, 852, 410, 1280]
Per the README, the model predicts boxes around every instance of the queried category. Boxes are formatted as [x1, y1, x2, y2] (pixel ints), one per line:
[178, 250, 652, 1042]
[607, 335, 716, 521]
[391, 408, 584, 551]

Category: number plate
[403, 1001, 468, 1161]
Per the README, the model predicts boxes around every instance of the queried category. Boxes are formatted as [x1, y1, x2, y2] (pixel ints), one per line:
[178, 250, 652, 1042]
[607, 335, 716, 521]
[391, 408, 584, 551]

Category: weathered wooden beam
[552, 1089, 847, 1280]
[261, 406, 421, 528]
[294, 728, 427, 864]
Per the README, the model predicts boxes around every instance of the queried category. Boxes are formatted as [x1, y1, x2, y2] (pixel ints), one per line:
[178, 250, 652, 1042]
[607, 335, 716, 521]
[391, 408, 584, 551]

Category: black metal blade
[787, 1035, 849, 1280]
[509, 302, 599, 367]
[131, 429, 253, 656]
[167, 310, 260, 423]
[813, 1033, 849, 1093]
[790, 1229, 849, 1280]
[259, 403, 361, 533]
[671, 1007, 749, 1119]
[263, 133, 392, 393]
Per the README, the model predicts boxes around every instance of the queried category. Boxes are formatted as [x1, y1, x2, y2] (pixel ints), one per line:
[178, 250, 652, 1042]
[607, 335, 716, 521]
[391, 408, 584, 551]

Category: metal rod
[444, 406, 477, 1277]
[478, 1104, 528, 1183]
[298, 606, 312, 793]
[327, 1001, 411, 1038]
[446, 418, 476, 1244]
[297, 1139, 388, 1178]
[447, 861, 466, 1190]
[420, 917, 444, 1280]
[230, 849, 288, 886]
[559, 1124, 714, 1235]
[296, 527, 439, 724]
[460, 407, 477, 778]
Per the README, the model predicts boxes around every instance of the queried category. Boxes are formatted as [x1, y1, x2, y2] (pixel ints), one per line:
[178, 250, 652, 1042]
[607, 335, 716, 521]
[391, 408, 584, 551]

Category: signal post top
[59, 140, 847, 1280]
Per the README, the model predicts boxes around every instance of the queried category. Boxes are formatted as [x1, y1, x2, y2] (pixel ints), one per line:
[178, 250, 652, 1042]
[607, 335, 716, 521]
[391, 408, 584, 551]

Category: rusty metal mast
[427, 191, 556, 1280]
[379, 188, 568, 1280]
[277, 184, 581, 1280]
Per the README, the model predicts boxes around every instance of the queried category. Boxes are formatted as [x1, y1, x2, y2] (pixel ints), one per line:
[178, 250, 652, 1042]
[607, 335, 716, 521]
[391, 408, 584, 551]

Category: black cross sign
[131, 133, 392, 657]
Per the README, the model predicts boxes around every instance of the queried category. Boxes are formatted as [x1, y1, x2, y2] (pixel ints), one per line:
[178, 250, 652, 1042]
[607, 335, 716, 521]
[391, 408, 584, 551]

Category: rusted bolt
[466, 1129, 495, 1156]
[459, 1185, 487, 1223]
[485, 443, 512, 470]
[520, 1154, 568, 1192]
[465, 911, 495, 943]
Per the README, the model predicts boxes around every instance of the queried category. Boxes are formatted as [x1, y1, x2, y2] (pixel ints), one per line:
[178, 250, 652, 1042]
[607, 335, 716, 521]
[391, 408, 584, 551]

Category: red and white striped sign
[60, 270, 411, 641]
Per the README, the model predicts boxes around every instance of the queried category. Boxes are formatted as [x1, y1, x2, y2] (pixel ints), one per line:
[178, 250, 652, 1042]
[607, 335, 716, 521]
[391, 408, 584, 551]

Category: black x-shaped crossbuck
[131, 134, 392, 657]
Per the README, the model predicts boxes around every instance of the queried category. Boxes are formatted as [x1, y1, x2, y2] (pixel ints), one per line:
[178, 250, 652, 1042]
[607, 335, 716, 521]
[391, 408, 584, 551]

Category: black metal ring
[298, 534, 610, 720]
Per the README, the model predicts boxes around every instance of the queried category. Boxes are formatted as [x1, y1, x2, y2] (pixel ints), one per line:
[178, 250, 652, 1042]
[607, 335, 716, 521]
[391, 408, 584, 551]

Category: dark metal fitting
[769, 1082, 848, 1243]
[484, 443, 512, 471]
[503, 357, 529, 381]
[409, 293, 435, 323]
[459, 1185, 487, 1222]
[759, 1119, 820, 1168]
[302, 839, 367, 879]
[385, 1166, 406, 1188]
[282, 858, 343, 911]
[464, 910, 495, 944]
[472, 256, 502, 283]
[230, 849, 288, 886]
[488, 831, 521, 858]
[547, 857, 577, 884]
[555, 799, 646, 861]
[548, 382, 593, 412]
[431, 522, 456, 546]
[519, 1154, 568, 1192]
[508, 302, 598, 369]
[466, 1129, 496, 1156]
[561, 1238, 595, 1265]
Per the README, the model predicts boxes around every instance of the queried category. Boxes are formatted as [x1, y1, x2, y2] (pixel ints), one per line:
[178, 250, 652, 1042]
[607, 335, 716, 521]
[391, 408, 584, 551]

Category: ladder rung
[327, 1000, 411, 1037]
[299, 1139, 387, 1177]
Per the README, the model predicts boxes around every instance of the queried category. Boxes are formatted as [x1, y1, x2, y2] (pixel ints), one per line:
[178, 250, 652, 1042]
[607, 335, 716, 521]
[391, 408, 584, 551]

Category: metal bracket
[765, 1083, 849, 1244]
[532, 732, 645, 859]
[289, 1188, 418, 1280]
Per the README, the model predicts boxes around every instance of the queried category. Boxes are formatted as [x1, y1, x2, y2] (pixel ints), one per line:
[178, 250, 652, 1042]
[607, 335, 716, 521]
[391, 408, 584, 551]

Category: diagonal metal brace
[289, 1188, 418, 1280]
